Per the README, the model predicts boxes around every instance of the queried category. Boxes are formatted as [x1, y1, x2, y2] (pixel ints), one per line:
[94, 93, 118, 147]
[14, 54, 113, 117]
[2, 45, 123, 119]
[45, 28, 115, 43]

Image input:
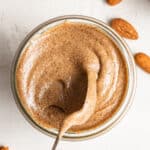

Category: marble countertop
[0, 0, 150, 149]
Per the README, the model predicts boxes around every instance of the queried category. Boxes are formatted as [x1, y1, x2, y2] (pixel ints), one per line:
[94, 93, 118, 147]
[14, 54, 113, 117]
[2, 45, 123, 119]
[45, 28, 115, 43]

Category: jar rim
[10, 15, 136, 141]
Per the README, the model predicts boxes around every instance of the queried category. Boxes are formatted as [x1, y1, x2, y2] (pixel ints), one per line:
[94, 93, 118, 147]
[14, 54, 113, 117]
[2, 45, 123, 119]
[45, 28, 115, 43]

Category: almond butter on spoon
[52, 55, 100, 150]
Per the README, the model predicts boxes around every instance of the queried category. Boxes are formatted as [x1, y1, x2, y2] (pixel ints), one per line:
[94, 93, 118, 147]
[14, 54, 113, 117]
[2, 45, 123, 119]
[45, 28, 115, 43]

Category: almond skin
[111, 18, 139, 40]
[0, 147, 9, 150]
[134, 52, 150, 73]
[107, 0, 122, 6]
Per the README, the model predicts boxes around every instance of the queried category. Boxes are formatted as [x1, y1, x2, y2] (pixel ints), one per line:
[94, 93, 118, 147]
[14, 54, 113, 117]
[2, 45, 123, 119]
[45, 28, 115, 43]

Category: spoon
[51, 133, 61, 150]
[48, 105, 64, 150]
[51, 61, 100, 150]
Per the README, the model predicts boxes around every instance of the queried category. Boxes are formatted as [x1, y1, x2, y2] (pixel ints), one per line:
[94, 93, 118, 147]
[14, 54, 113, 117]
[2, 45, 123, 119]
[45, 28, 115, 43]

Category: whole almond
[134, 52, 150, 73]
[111, 18, 139, 40]
[0, 147, 9, 150]
[107, 0, 122, 6]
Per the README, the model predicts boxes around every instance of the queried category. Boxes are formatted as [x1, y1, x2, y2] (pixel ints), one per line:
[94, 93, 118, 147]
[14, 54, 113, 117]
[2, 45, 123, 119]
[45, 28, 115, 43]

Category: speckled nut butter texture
[15, 22, 128, 132]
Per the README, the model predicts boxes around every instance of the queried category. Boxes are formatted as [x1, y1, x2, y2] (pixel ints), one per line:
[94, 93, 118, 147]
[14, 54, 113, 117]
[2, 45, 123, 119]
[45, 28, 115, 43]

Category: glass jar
[11, 15, 136, 140]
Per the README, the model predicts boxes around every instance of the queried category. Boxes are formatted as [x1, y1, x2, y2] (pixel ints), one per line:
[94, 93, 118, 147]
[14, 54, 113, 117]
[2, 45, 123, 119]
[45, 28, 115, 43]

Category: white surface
[0, 0, 150, 149]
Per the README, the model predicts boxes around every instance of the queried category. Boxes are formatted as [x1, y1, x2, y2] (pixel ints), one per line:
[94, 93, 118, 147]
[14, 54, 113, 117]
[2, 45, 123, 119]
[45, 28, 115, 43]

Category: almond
[134, 52, 150, 73]
[0, 147, 9, 150]
[111, 18, 139, 40]
[107, 0, 122, 6]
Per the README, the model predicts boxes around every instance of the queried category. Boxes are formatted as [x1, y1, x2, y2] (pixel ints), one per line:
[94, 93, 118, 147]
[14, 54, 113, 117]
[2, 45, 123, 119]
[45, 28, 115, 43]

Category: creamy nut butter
[15, 22, 127, 132]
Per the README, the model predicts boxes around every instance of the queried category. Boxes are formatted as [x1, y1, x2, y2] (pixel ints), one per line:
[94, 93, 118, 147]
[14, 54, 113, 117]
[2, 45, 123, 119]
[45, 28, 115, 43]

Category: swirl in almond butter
[16, 22, 127, 132]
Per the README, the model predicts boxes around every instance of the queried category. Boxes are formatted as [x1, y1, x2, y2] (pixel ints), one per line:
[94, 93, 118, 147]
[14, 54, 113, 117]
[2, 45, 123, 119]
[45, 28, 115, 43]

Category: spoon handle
[51, 134, 61, 150]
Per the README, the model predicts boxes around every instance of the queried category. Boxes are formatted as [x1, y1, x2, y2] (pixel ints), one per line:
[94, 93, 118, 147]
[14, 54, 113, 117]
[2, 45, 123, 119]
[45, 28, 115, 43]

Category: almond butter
[0, 147, 9, 150]
[107, 0, 122, 6]
[111, 18, 139, 40]
[134, 52, 150, 73]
